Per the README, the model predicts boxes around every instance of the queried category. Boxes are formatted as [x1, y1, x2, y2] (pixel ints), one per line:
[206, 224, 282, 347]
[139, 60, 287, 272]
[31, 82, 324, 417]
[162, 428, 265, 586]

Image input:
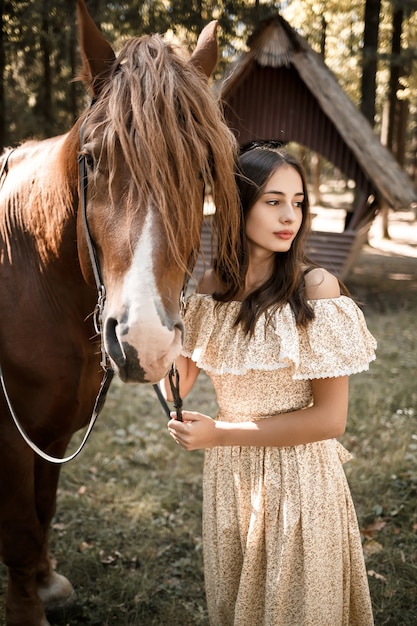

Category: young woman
[166, 146, 376, 625]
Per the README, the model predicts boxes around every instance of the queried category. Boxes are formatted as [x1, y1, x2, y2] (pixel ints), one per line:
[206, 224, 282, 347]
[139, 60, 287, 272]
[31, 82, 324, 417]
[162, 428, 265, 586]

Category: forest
[1, 0, 417, 185]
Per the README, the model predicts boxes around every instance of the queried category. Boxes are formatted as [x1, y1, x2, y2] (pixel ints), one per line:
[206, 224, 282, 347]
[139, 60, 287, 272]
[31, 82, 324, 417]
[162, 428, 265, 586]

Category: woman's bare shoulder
[304, 267, 341, 300]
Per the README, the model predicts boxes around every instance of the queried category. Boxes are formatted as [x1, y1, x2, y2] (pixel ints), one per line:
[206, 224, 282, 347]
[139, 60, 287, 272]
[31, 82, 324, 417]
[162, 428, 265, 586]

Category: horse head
[74, 0, 240, 383]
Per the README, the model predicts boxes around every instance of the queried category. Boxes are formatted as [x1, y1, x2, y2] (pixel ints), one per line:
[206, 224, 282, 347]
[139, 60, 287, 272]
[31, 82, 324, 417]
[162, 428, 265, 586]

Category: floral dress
[182, 294, 377, 626]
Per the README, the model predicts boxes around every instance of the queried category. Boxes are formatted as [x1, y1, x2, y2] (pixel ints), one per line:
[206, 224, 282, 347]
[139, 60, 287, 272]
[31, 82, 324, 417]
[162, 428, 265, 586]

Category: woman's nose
[280, 203, 296, 223]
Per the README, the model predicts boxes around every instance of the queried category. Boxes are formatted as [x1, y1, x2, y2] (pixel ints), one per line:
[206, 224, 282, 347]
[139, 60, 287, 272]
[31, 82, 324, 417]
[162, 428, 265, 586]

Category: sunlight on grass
[341, 301, 417, 626]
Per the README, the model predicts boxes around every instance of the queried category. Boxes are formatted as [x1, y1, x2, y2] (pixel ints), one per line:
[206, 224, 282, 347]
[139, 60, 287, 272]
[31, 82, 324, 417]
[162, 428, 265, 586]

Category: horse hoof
[37, 571, 76, 610]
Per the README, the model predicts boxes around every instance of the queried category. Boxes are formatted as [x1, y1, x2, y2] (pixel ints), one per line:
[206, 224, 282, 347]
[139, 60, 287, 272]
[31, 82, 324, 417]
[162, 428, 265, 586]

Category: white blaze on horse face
[104, 210, 183, 383]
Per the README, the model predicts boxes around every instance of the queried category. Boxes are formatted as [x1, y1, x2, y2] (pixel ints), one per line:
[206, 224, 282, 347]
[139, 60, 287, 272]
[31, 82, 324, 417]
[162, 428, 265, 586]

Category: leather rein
[0, 110, 185, 464]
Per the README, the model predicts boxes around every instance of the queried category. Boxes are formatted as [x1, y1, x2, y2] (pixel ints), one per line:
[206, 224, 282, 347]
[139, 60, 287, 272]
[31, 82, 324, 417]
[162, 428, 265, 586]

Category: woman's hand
[168, 411, 219, 450]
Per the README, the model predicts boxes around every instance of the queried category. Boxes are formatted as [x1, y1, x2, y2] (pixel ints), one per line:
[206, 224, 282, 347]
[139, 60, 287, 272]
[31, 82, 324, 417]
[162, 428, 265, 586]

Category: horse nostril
[104, 317, 126, 367]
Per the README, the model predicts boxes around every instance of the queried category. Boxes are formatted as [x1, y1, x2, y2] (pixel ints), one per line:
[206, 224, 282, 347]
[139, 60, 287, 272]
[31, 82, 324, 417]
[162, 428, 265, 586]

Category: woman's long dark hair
[213, 145, 347, 335]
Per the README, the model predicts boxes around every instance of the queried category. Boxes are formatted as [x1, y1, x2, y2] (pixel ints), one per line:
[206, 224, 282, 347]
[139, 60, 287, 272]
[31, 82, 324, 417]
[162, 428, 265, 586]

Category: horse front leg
[0, 430, 74, 626]
[0, 438, 50, 626]
[33, 451, 75, 615]
[6, 570, 49, 626]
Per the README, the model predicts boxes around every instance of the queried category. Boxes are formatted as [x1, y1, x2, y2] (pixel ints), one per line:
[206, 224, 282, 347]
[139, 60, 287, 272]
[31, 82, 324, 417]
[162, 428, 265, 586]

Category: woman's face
[245, 164, 304, 259]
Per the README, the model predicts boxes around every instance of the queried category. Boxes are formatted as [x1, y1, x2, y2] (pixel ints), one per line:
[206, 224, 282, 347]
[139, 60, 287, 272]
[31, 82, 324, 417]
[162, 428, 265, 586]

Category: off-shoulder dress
[182, 293, 377, 626]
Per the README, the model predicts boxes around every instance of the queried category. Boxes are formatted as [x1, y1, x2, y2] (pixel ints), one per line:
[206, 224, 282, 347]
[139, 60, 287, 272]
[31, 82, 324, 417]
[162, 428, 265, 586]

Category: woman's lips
[274, 231, 294, 240]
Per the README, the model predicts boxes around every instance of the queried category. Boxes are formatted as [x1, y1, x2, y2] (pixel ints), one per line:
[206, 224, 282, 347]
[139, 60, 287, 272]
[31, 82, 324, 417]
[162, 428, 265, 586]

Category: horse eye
[79, 150, 95, 171]
[84, 153, 95, 170]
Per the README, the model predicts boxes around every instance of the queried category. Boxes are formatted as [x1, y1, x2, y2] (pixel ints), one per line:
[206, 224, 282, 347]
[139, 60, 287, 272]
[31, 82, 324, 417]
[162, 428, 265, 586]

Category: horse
[0, 1, 240, 624]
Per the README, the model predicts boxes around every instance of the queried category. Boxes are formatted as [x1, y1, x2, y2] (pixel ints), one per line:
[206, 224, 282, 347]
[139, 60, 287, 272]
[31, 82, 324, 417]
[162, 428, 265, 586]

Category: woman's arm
[168, 375, 348, 450]
[161, 355, 201, 402]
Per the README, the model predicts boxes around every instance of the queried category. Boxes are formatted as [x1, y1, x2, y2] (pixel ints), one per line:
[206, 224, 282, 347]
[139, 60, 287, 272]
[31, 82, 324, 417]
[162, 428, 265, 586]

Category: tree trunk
[360, 0, 381, 127]
[35, 0, 53, 135]
[411, 109, 417, 184]
[385, 7, 403, 152]
[0, 0, 5, 150]
[311, 153, 321, 206]
[396, 98, 408, 167]
[379, 7, 404, 240]
[69, 23, 78, 122]
[310, 15, 327, 207]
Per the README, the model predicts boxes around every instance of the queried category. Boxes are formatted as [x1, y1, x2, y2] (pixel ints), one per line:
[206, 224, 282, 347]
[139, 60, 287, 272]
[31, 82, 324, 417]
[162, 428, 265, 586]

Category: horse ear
[189, 20, 219, 79]
[77, 0, 116, 96]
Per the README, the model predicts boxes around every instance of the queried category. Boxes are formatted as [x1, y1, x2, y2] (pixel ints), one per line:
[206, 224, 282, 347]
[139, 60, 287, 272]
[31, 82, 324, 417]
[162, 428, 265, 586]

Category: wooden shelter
[202, 15, 417, 280]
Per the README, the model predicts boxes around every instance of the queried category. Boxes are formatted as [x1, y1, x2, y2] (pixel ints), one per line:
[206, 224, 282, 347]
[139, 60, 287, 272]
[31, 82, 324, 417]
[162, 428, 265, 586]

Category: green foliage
[2, 0, 85, 143]
[282, 0, 365, 99]
[1, 0, 270, 147]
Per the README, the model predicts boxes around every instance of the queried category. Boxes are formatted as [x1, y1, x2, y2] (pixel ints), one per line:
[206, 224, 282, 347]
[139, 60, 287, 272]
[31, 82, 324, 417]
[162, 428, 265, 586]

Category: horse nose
[104, 317, 127, 370]
[103, 315, 184, 383]
[104, 316, 147, 382]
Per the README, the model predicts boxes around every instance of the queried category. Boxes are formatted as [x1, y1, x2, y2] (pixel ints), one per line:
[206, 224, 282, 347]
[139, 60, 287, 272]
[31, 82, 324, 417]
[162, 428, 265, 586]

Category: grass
[43, 376, 214, 626]
[341, 250, 417, 626]
[1, 242, 417, 625]
[343, 310, 417, 626]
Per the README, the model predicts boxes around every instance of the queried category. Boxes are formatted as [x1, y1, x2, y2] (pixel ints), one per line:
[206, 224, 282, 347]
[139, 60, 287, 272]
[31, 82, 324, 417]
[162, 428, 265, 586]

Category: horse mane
[0, 138, 75, 268]
[84, 33, 241, 280]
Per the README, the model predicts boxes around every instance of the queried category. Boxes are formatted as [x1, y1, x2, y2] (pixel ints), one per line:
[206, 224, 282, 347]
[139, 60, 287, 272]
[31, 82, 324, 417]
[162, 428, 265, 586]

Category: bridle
[0, 108, 189, 465]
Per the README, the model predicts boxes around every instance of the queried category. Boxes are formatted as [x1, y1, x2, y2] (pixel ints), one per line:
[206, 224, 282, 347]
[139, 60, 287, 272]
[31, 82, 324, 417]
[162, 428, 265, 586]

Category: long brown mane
[0, 138, 74, 269]
[83, 33, 240, 280]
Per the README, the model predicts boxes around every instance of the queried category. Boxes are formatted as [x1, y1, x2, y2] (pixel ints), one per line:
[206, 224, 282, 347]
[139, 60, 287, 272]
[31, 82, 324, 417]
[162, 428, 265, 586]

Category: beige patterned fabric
[182, 294, 376, 626]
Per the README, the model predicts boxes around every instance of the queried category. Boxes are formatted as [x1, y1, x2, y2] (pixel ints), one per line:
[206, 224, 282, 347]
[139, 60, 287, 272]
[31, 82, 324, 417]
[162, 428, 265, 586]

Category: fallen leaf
[363, 539, 384, 556]
[361, 518, 386, 539]
[99, 550, 122, 565]
[368, 569, 387, 582]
